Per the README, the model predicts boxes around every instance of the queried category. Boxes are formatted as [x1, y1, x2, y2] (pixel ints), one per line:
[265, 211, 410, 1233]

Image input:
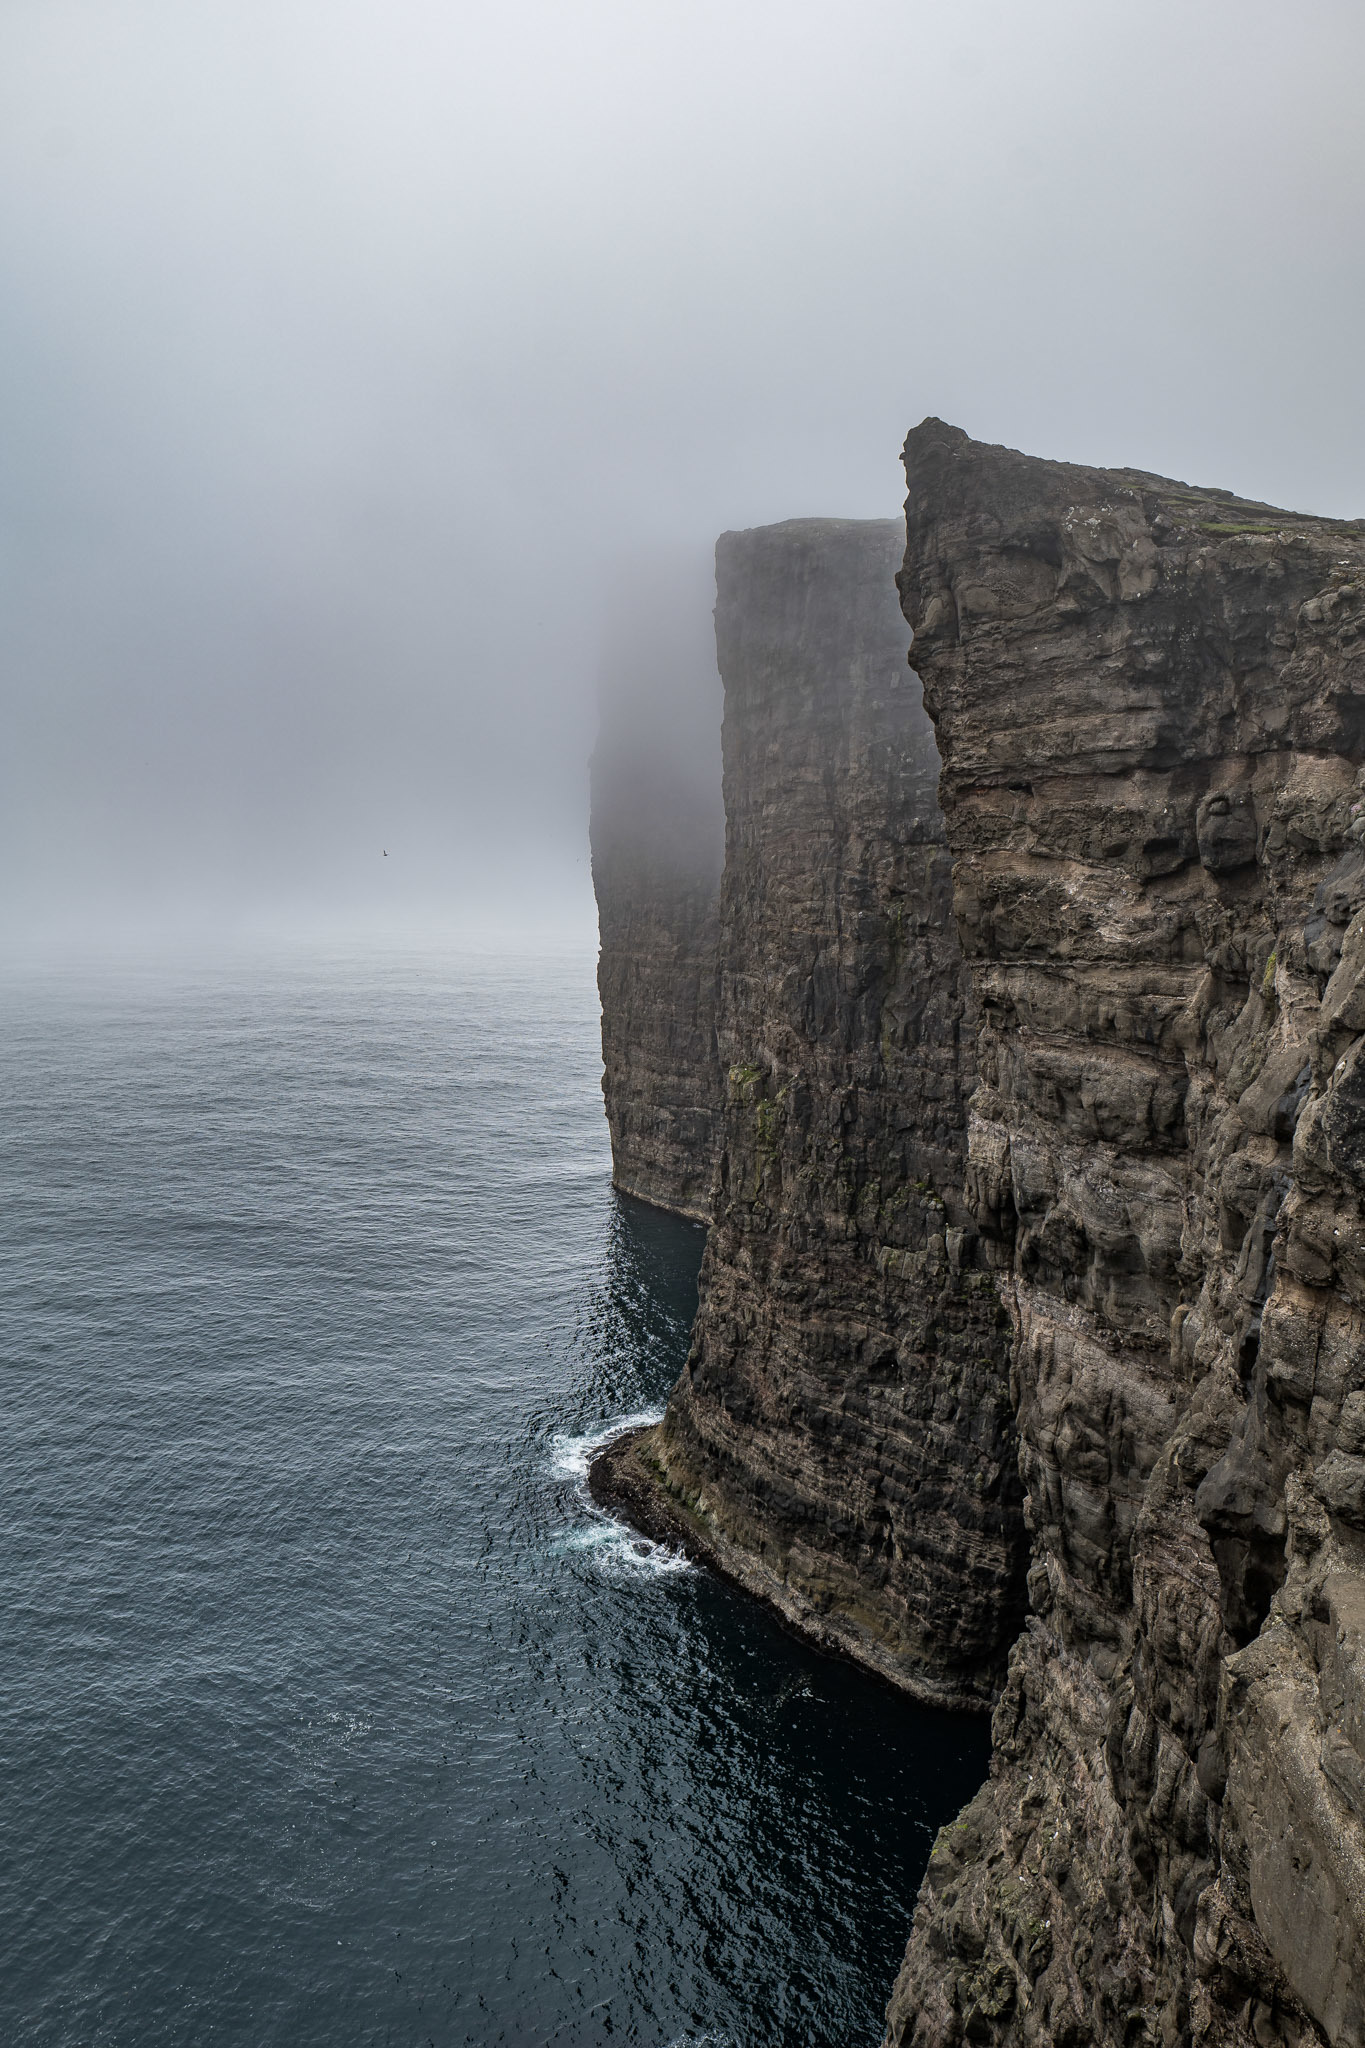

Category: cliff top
[903, 415, 1365, 538]
[900, 418, 1365, 782]
[717, 515, 903, 544]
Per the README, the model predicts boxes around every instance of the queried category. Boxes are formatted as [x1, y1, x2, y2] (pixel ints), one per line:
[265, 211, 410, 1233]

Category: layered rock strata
[597, 518, 1027, 1709]
[886, 423, 1365, 2048]
[590, 556, 725, 1220]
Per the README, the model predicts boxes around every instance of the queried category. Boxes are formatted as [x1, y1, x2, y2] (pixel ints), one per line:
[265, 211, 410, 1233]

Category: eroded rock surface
[628, 516, 1027, 1708]
[886, 422, 1365, 2048]
[591, 556, 725, 1220]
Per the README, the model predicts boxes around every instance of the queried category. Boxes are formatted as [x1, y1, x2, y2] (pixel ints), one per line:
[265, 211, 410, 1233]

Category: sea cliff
[594, 516, 1026, 1709]
[590, 556, 725, 1221]
[590, 428, 1365, 2046]
[884, 422, 1365, 2048]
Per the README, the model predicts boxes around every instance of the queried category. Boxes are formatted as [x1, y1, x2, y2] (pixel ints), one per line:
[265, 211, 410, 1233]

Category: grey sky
[3, 0, 1363, 952]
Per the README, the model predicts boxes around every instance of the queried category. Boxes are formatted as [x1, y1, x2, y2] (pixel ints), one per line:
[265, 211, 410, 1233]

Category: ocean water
[0, 947, 988, 2048]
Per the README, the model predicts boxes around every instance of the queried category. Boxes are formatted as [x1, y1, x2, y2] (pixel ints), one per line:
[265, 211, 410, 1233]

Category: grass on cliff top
[1198, 521, 1294, 537]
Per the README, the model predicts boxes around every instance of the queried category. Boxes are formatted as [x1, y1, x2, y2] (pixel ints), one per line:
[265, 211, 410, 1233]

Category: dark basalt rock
[618, 516, 1028, 1710]
[886, 421, 1365, 2048]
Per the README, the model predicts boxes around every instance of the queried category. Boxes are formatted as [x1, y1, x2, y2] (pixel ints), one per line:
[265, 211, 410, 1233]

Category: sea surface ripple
[0, 946, 988, 2047]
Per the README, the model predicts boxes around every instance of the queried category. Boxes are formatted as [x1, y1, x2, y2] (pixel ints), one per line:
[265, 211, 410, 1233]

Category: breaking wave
[549, 1408, 694, 1578]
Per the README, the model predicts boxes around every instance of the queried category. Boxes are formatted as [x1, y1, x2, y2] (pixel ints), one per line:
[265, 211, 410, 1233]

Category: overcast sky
[3, 0, 1363, 953]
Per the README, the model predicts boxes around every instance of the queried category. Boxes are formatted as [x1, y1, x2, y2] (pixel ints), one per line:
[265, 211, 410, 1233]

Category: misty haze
[4, 4, 1365, 2047]
[5, 0, 1362, 953]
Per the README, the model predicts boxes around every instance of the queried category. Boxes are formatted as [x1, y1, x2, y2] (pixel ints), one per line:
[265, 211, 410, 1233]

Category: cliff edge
[887, 422, 1365, 2048]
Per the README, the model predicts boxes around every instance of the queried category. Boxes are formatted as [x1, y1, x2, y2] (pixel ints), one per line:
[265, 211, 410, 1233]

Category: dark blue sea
[0, 946, 987, 2047]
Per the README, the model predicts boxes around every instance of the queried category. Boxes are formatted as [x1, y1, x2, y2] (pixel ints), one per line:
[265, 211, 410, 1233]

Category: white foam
[548, 1406, 695, 1579]
[549, 1406, 665, 1481]
[578, 1520, 694, 1579]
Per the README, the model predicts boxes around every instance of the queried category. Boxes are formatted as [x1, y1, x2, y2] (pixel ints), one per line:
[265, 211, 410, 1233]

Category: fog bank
[2, 0, 1362, 953]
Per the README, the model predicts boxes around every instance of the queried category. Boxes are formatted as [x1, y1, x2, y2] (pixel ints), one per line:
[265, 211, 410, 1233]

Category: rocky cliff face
[887, 423, 1365, 2048]
[617, 517, 1027, 1709]
[591, 557, 725, 1221]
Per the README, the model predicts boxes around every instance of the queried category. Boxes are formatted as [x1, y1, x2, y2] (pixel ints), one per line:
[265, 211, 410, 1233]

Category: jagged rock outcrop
[596, 518, 1027, 1708]
[591, 555, 725, 1220]
[886, 422, 1365, 2048]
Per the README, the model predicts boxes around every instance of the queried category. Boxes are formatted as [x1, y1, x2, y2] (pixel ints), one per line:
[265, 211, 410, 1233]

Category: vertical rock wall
[641, 517, 1027, 1708]
[887, 423, 1365, 2048]
[590, 556, 725, 1221]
